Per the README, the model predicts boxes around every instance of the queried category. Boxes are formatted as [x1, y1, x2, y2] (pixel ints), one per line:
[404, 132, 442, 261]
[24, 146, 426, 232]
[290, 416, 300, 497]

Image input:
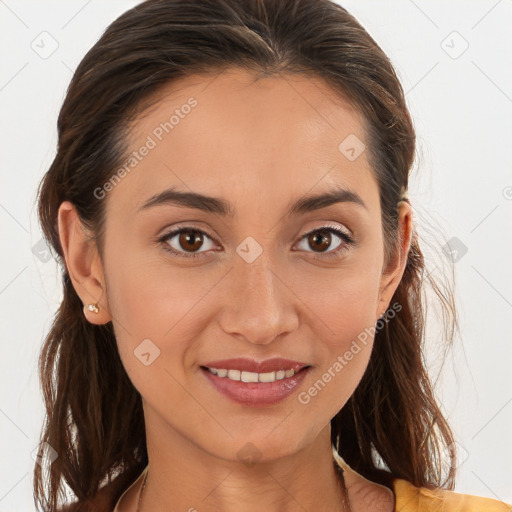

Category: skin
[57, 67, 412, 512]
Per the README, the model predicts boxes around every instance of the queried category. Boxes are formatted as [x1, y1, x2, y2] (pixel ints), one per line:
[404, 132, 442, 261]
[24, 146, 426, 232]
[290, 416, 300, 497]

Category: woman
[33, 0, 511, 511]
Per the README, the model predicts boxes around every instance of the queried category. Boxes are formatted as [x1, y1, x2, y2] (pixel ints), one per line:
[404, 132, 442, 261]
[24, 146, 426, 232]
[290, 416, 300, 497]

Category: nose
[218, 252, 299, 345]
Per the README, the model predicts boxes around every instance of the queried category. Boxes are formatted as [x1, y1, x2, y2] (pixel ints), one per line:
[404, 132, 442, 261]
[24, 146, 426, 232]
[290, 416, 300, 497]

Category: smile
[205, 367, 297, 382]
[200, 365, 311, 406]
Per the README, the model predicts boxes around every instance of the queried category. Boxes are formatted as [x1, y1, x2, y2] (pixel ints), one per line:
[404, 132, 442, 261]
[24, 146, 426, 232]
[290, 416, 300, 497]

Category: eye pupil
[179, 230, 203, 251]
[309, 230, 331, 252]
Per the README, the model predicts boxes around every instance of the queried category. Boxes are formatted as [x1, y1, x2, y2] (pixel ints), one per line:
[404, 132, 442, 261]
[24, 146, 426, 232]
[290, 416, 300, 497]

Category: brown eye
[178, 230, 204, 252]
[161, 227, 216, 258]
[307, 230, 332, 252]
[296, 226, 353, 258]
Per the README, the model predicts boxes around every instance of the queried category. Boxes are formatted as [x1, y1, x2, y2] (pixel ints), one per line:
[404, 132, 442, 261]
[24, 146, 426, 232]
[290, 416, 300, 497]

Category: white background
[0, 0, 511, 509]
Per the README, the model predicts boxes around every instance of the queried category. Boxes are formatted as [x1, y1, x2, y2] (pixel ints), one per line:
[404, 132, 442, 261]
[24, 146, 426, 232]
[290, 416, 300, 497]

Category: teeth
[241, 371, 259, 383]
[259, 371, 276, 383]
[227, 369, 241, 381]
[207, 367, 298, 382]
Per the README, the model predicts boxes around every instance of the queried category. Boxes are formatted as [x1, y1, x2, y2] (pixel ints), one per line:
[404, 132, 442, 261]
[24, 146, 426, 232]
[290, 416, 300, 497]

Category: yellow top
[391, 477, 511, 511]
[113, 449, 512, 511]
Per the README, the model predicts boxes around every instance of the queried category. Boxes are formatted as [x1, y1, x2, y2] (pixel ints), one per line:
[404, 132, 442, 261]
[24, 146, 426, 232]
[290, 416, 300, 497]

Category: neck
[138, 405, 350, 512]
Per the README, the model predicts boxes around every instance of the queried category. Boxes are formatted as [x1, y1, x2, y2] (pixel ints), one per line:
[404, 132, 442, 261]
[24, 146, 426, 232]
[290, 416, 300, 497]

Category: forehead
[105, 67, 377, 220]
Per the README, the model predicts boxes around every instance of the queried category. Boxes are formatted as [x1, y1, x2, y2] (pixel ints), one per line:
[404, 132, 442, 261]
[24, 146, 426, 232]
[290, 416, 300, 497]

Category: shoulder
[332, 448, 511, 512]
[392, 477, 512, 512]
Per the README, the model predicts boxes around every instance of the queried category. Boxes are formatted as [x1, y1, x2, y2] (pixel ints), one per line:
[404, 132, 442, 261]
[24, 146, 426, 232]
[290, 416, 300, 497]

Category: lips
[201, 357, 310, 374]
[199, 357, 312, 406]
[201, 364, 311, 406]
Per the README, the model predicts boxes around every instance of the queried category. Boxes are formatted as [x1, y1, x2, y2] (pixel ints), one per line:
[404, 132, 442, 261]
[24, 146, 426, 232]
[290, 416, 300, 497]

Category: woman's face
[68, 68, 411, 463]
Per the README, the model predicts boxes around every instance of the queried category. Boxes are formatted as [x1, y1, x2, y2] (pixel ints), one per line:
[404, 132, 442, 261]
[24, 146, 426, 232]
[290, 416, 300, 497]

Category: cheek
[290, 267, 380, 413]
[104, 253, 215, 377]
[295, 260, 381, 342]
[105, 262, 201, 418]
[105, 245, 206, 335]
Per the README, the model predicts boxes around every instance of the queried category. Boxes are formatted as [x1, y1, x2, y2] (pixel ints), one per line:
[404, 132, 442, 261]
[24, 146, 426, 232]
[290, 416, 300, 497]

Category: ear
[376, 201, 413, 321]
[57, 201, 112, 325]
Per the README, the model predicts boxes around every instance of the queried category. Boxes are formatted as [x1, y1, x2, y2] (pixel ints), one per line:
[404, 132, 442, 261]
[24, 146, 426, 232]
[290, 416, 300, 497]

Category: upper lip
[202, 358, 310, 373]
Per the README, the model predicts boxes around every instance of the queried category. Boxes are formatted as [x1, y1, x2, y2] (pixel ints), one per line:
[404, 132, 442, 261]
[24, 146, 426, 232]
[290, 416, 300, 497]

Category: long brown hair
[34, 0, 459, 510]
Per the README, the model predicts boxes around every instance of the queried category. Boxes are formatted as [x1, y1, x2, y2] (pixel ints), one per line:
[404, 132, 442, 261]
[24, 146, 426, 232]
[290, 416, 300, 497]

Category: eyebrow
[138, 185, 367, 217]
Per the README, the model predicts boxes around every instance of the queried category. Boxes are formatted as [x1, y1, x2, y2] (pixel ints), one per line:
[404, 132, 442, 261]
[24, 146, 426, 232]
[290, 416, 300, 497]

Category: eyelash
[158, 225, 355, 261]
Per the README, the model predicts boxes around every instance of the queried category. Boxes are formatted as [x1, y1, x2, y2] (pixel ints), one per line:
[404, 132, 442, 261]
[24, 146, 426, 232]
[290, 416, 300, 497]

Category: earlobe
[57, 201, 112, 325]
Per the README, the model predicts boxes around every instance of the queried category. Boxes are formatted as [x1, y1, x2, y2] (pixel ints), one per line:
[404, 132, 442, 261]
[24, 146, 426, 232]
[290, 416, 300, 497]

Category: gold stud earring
[86, 303, 99, 314]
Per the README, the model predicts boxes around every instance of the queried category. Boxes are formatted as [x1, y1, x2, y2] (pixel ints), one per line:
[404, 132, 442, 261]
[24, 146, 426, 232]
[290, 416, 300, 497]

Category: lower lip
[201, 366, 311, 407]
